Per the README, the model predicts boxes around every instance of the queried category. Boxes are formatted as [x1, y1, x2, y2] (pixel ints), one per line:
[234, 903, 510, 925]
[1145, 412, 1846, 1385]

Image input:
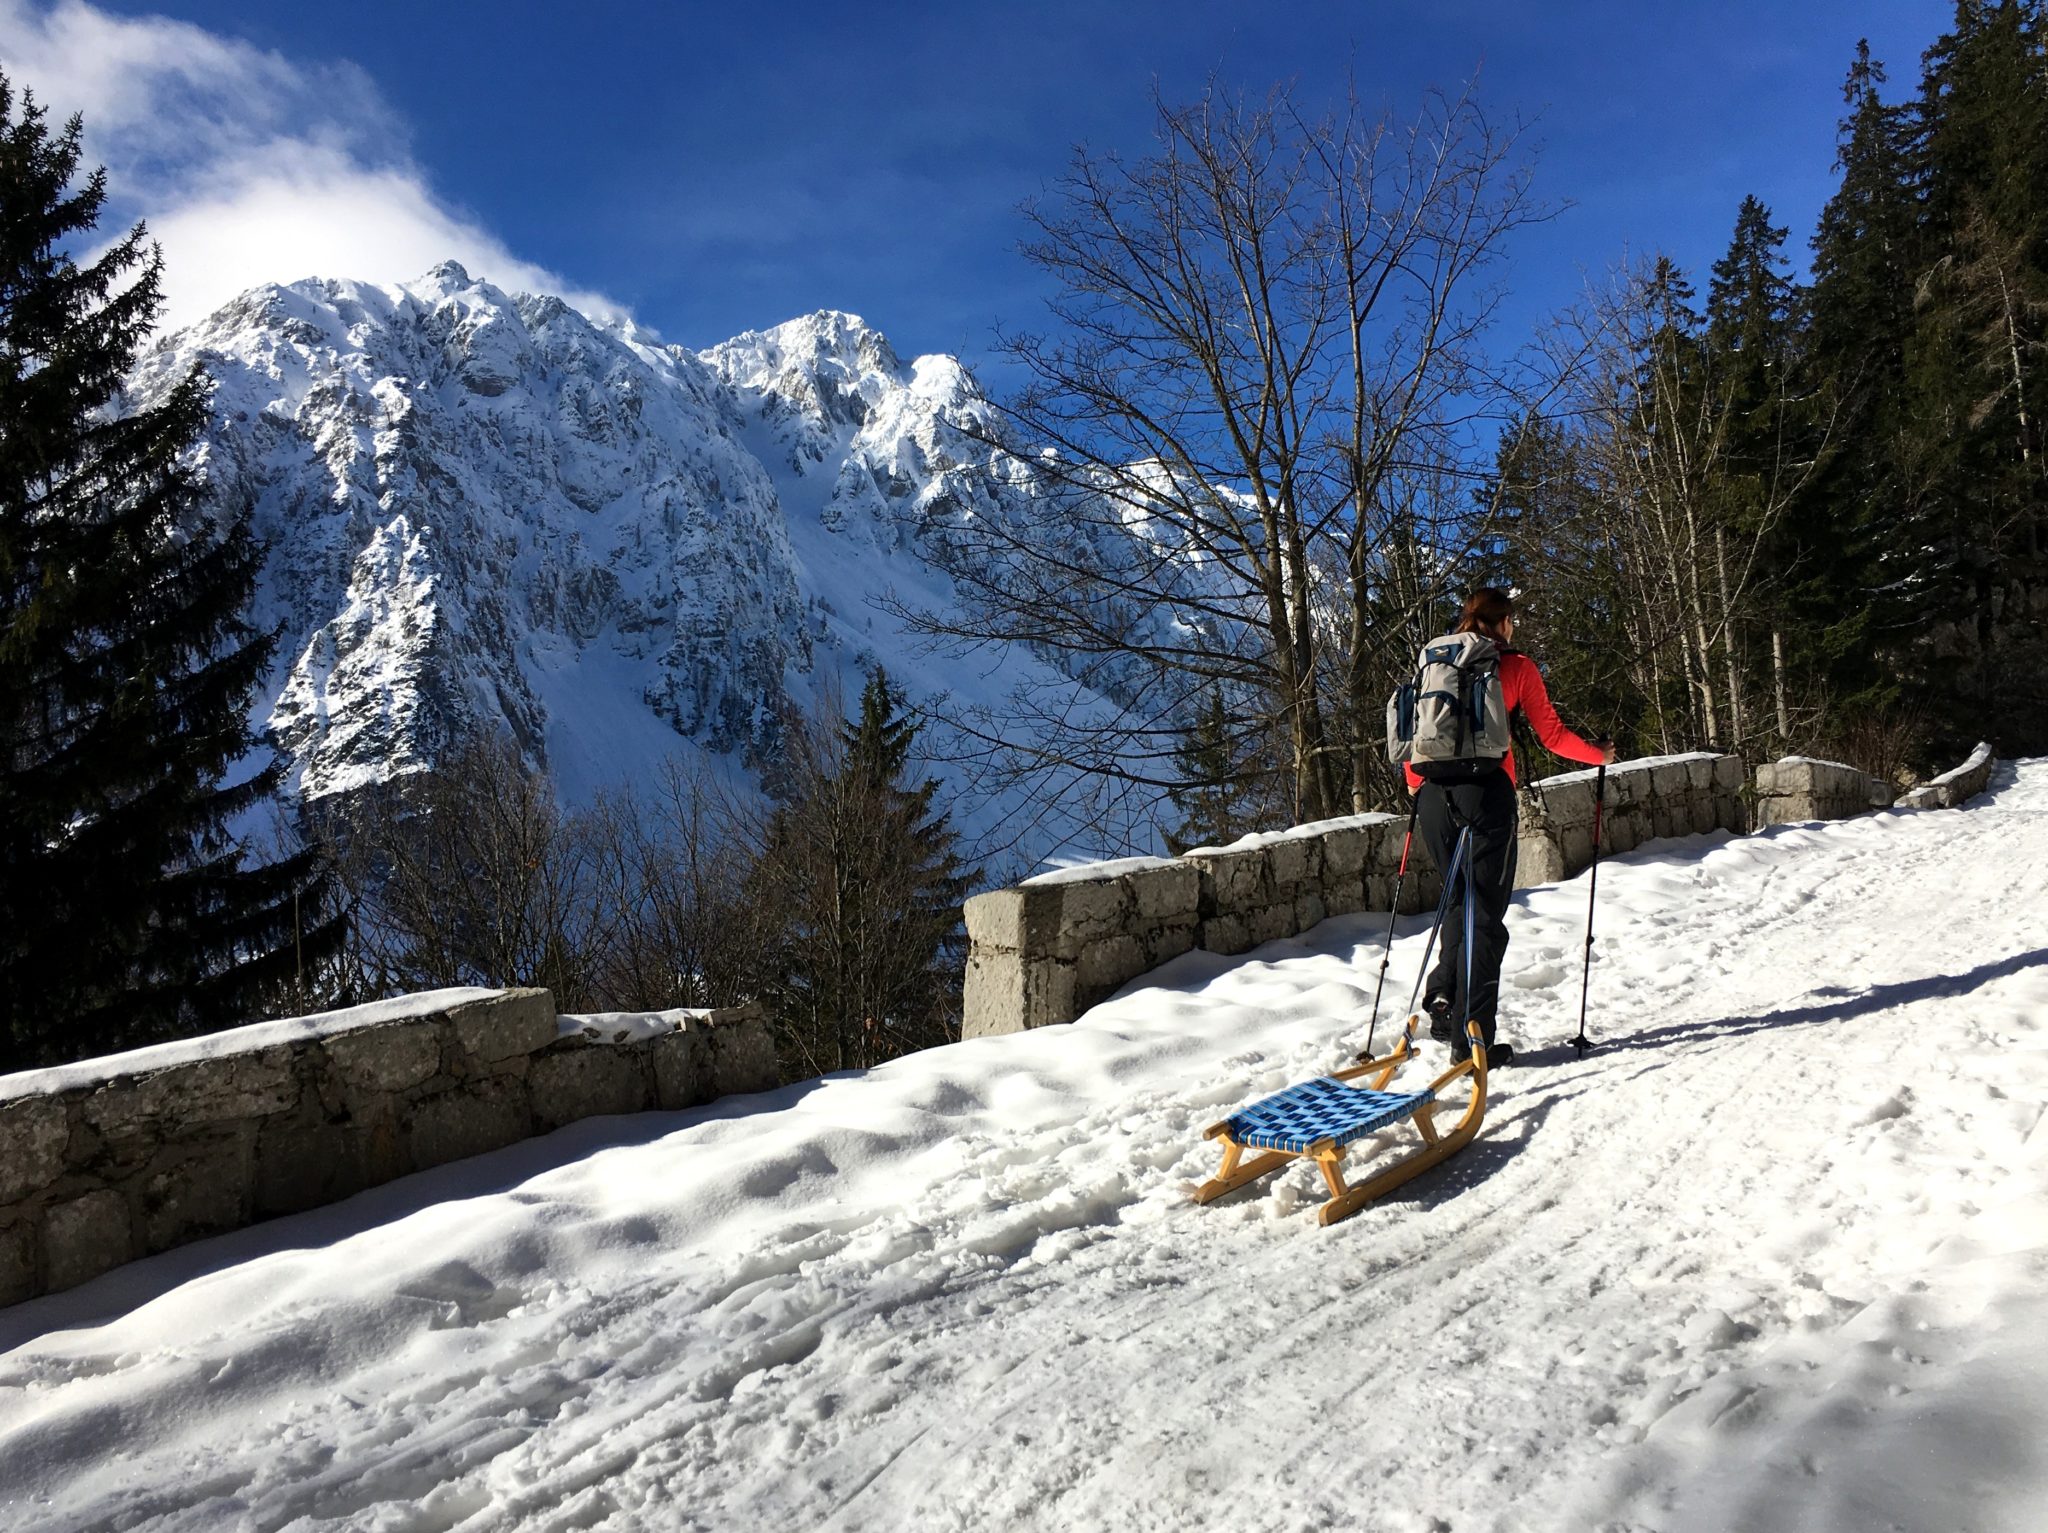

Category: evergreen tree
[0, 77, 333, 1067]
[1805, 41, 1947, 746]
[1160, 687, 1275, 853]
[747, 670, 972, 1077]
[1705, 195, 1853, 744]
[1906, 1, 2048, 744]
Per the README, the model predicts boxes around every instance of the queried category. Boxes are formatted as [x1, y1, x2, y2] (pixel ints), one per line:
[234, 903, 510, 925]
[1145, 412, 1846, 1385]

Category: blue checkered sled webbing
[1225, 1076, 1435, 1154]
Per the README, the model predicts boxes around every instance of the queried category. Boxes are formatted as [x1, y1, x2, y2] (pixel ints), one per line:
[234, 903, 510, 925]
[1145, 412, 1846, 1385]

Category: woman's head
[1455, 587, 1516, 642]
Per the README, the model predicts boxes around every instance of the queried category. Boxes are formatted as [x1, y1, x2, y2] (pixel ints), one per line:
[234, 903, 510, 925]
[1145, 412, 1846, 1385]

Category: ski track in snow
[3, 766, 2047, 1532]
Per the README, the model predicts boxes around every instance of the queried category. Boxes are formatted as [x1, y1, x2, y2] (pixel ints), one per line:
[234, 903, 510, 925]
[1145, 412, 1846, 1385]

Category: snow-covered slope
[5, 771, 2046, 1528]
[127, 268, 1127, 849]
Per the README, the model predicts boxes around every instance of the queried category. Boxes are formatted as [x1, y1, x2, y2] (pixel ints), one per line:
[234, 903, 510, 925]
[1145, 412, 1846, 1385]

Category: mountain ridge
[128, 263, 1119, 857]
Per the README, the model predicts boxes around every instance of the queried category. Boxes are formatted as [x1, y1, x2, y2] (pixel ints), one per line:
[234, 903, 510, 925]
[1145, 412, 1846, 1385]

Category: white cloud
[0, 0, 627, 333]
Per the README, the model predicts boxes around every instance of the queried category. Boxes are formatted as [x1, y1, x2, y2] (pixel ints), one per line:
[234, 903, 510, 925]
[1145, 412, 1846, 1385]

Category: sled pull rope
[1573, 761, 1607, 1059]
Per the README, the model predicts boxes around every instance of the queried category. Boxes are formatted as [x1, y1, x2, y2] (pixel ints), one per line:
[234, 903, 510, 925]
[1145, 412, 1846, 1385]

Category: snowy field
[3, 764, 2046, 1533]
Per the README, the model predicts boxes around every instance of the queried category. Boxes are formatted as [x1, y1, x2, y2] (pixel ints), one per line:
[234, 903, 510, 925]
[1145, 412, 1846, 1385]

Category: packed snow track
[4, 764, 2047, 1533]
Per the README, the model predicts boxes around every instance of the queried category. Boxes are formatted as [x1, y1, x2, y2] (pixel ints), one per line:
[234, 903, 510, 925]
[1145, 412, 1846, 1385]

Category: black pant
[1417, 770, 1519, 1057]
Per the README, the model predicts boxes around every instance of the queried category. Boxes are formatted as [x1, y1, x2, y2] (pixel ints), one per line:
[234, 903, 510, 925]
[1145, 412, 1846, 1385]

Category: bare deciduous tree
[906, 77, 1557, 832]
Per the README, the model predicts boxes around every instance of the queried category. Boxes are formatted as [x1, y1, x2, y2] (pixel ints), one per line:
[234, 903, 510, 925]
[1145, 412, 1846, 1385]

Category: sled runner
[1193, 1018, 1488, 1225]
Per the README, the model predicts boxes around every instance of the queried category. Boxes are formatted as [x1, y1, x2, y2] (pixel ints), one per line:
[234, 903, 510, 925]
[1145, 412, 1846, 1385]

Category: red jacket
[1404, 650, 1604, 791]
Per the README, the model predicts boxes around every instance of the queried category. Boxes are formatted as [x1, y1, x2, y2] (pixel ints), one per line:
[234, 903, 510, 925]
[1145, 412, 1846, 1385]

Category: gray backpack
[1386, 632, 1514, 774]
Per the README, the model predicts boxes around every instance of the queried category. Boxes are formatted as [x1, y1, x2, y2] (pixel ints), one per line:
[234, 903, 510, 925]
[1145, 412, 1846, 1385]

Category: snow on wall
[0, 990, 776, 1306]
[1897, 741, 1996, 810]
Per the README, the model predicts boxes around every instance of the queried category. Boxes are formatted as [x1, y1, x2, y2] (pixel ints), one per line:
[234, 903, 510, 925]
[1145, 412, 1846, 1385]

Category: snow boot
[1425, 993, 1454, 1043]
[1485, 1042, 1514, 1070]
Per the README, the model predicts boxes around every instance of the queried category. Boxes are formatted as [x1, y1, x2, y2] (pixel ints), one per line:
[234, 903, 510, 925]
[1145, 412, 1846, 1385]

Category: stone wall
[963, 817, 1440, 1039]
[1752, 756, 1892, 827]
[966, 754, 1745, 1038]
[0, 989, 775, 1306]
[1897, 741, 1995, 810]
[1516, 753, 1746, 886]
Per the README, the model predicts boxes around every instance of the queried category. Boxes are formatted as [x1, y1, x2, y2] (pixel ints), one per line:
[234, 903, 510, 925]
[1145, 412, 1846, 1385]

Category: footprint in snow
[1511, 962, 1567, 990]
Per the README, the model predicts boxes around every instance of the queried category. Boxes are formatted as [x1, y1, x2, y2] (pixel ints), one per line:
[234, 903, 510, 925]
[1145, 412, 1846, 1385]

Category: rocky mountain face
[128, 265, 1095, 841]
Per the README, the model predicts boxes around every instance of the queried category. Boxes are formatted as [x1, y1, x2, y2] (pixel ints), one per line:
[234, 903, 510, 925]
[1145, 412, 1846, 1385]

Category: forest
[925, 4, 2048, 854]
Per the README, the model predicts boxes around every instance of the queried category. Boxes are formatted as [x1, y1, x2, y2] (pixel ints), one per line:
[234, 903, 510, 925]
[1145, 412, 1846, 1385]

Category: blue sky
[10, 0, 1950, 363]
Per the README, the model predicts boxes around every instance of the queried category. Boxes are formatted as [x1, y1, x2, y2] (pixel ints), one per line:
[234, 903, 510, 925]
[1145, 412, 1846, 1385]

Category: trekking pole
[1360, 795, 1422, 1059]
[1573, 761, 1608, 1059]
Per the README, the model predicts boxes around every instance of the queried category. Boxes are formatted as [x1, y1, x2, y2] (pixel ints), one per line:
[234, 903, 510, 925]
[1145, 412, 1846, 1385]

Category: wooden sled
[1194, 1018, 1489, 1226]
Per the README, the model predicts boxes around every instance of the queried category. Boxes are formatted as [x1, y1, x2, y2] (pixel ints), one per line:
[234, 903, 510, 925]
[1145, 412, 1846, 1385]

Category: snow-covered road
[4, 765, 2046, 1533]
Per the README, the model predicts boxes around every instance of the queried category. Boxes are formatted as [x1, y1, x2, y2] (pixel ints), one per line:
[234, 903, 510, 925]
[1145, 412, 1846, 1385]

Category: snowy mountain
[126, 265, 1130, 850]
[5, 763, 2044, 1529]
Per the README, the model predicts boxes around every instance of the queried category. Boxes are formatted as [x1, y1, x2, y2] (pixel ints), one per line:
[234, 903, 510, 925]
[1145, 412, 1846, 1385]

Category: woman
[1405, 588, 1613, 1068]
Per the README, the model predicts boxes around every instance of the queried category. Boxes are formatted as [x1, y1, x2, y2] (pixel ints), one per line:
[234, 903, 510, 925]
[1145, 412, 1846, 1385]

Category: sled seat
[1194, 1019, 1489, 1227]
[1225, 1077, 1434, 1153]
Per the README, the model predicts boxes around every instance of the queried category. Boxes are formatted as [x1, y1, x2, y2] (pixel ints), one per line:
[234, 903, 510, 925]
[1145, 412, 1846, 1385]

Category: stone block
[1319, 825, 1370, 879]
[254, 1109, 365, 1218]
[1293, 892, 1326, 933]
[1753, 761, 1783, 795]
[1715, 795, 1747, 833]
[531, 1044, 652, 1131]
[1267, 837, 1315, 888]
[1198, 913, 1251, 956]
[1364, 874, 1396, 911]
[1541, 779, 1597, 830]
[0, 1220, 33, 1307]
[963, 952, 1075, 1037]
[1127, 863, 1199, 922]
[1247, 902, 1296, 947]
[323, 1020, 442, 1094]
[1650, 761, 1689, 800]
[705, 1013, 779, 1096]
[1057, 876, 1130, 939]
[1650, 803, 1681, 840]
[83, 1048, 299, 1141]
[1560, 824, 1595, 873]
[1322, 878, 1366, 917]
[1076, 934, 1147, 1001]
[963, 884, 1064, 953]
[962, 949, 1022, 1038]
[651, 1027, 709, 1109]
[1689, 795, 1718, 835]
[1368, 828, 1409, 875]
[1188, 846, 1270, 916]
[1685, 756, 1715, 792]
[408, 1077, 533, 1170]
[0, 1095, 71, 1203]
[450, 988, 558, 1066]
[1604, 813, 1640, 855]
[1713, 754, 1744, 792]
[44, 1188, 131, 1293]
[1144, 921, 1198, 968]
[1405, 869, 1442, 914]
[138, 1130, 254, 1249]
[1515, 832, 1566, 889]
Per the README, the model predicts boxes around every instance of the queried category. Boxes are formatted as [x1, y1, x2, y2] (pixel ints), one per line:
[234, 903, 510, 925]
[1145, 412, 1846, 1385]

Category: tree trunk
[1772, 627, 1790, 743]
[1715, 525, 1744, 748]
